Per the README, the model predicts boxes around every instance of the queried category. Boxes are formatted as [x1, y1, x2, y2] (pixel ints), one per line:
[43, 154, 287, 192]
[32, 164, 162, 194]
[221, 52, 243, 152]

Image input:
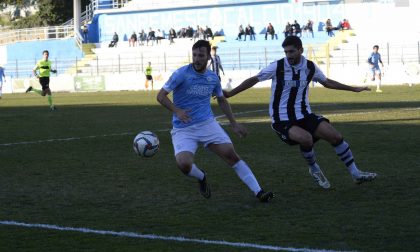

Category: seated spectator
[303, 19, 314, 38]
[155, 29, 165, 44]
[169, 27, 176, 44]
[326, 19, 335, 37]
[109, 32, 118, 47]
[138, 29, 146, 46]
[236, 25, 245, 40]
[342, 19, 351, 30]
[204, 26, 213, 40]
[292, 20, 301, 37]
[129, 31, 137, 47]
[244, 24, 255, 41]
[284, 22, 292, 38]
[147, 27, 156, 46]
[265, 22, 276, 40]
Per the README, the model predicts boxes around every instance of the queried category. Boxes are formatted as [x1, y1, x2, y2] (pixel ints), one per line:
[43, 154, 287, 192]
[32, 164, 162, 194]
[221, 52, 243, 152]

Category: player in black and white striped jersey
[223, 36, 377, 188]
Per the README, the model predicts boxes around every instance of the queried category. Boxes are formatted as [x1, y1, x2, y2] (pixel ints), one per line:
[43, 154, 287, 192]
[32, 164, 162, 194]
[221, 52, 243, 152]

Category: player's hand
[51, 69, 57, 73]
[353, 86, 370, 92]
[175, 108, 192, 124]
[231, 122, 248, 138]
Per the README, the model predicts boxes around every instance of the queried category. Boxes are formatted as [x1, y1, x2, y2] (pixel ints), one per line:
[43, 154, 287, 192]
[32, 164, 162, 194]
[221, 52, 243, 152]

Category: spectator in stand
[303, 19, 314, 38]
[236, 25, 245, 41]
[186, 26, 194, 38]
[147, 27, 156, 46]
[208, 46, 225, 81]
[169, 28, 176, 44]
[139, 29, 146, 46]
[129, 31, 137, 47]
[109, 32, 118, 47]
[326, 19, 335, 37]
[342, 19, 351, 30]
[156, 29, 165, 44]
[284, 22, 292, 38]
[82, 23, 88, 43]
[0, 65, 5, 99]
[205, 26, 213, 40]
[292, 20, 301, 37]
[265, 22, 275, 40]
[244, 24, 255, 41]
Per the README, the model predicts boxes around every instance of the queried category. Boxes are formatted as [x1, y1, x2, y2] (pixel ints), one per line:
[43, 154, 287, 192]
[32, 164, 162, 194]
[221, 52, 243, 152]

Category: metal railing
[0, 25, 74, 45]
[4, 41, 420, 78]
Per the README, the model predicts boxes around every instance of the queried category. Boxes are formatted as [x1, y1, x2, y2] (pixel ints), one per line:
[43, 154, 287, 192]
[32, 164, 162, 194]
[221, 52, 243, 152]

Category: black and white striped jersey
[257, 56, 327, 123]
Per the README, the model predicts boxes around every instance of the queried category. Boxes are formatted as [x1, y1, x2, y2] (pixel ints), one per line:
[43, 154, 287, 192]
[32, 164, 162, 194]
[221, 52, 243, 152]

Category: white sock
[232, 160, 262, 195]
[187, 164, 205, 181]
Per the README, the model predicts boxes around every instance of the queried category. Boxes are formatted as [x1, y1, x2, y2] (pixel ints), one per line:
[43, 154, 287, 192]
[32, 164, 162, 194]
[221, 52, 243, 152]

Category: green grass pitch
[0, 85, 419, 251]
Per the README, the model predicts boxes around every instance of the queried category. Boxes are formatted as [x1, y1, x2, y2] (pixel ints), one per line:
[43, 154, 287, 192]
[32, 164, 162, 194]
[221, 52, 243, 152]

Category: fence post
[418, 41, 420, 64]
[164, 52, 167, 72]
[96, 55, 99, 76]
[15, 59, 18, 79]
[118, 54, 121, 74]
[264, 47, 267, 67]
[387, 42, 389, 65]
[141, 53, 144, 72]
[356, 43, 359, 66]
[75, 57, 78, 76]
[238, 48, 241, 70]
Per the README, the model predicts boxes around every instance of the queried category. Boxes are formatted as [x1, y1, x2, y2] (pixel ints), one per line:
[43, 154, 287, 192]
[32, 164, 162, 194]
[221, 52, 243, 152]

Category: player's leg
[0, 80, 3, 98]
[376, 69, 382, 92]
[45, 88, 55, 110]
[172, 128, 210, 198]
[207, 143, 273, 202]
[314, 121, 377, 183]
[288, 125, 331, 189]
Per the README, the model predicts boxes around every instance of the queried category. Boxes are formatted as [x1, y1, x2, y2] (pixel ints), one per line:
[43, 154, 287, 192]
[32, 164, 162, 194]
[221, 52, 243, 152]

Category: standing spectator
[129, 31, 137, 47]
[169, 28, 176, 44]
[156, 40, 274, 202]
[0, 65, 5, 99]
[367, 45, 384, 92]
[26, 50, 57, 110]
[208, 46, 225, 81]
[204, 26, 213, 40]
[82, 23, 88, 43]
[304, 19, 314, 38]
[236, 25, 245, 41]
[109, 32, 118, 47]
[265, 22, 275, 40]
[147, 28, 156, 46]
[326, 19, 335, 37]
[292, 20, 301, 37]
[145, 62, 154, 90]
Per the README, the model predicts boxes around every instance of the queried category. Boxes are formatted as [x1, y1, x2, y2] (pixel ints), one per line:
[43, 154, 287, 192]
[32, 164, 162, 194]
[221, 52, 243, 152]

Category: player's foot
[256, 189, 274, 202]
[50, 106, 56, 111]
[25, 86, 33, 93]
[198, 173, 211, 199]
[376, 89, 382, 93]
[309, 166, 331, 189]
[352, 171, 377, 184]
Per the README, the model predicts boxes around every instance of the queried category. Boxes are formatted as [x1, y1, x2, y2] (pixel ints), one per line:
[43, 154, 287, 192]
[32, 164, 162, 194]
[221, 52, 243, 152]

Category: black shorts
[146, 75, 153, 81]
[39, 77, 50, 91]
[271, 113, 329, 145]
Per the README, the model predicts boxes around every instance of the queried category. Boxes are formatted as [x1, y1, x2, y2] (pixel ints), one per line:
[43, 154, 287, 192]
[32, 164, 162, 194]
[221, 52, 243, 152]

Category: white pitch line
[0, 220, 352, 252]
[1, 107, 419, 147]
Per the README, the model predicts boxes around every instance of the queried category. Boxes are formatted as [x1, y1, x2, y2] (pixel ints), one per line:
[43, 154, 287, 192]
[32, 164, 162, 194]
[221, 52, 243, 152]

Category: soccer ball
[133, 131, 159, 157]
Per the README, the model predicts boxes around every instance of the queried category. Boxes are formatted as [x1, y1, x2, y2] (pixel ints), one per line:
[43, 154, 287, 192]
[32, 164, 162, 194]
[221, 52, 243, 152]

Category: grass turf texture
[0, 85, 419, 251]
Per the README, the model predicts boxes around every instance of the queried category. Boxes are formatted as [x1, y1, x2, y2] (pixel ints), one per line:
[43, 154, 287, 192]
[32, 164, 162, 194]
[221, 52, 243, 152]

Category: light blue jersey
[163, 64, 223, 128]
[368, 52, 382, 68]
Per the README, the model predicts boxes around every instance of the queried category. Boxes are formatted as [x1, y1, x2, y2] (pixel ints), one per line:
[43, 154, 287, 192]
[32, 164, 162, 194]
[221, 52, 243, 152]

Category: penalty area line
[0, 220, 351, 252]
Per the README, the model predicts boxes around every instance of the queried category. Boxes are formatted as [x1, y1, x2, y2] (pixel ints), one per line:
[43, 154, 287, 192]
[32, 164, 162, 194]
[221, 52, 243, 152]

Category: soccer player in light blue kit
[368, 45, 384, 92]
[157, 40, 273, 202]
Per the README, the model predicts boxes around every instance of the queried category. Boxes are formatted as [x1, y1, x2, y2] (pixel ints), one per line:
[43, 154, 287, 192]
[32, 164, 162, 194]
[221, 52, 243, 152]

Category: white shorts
[170, 118, 232, 156]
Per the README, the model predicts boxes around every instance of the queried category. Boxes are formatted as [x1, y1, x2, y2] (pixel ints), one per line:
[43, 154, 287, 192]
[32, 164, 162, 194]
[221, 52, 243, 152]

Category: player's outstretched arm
[216, 96, 247, 138]
[157, 88, 191, 123]
[319, 78, 371, 92]
[223, 76, 259, 98]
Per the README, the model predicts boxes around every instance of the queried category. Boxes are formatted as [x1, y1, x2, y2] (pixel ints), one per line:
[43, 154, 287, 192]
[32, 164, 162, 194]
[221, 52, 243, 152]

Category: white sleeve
[312, 64, 327, 83]
[256, 61, 277, 82]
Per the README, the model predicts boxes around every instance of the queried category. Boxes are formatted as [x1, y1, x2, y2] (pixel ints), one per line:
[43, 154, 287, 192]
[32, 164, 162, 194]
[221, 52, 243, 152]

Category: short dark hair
[282, 36, 302, 49]
[192, 40, 211, 56]
[373, 45, 379, 49]
[43, 50, 49, 55]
